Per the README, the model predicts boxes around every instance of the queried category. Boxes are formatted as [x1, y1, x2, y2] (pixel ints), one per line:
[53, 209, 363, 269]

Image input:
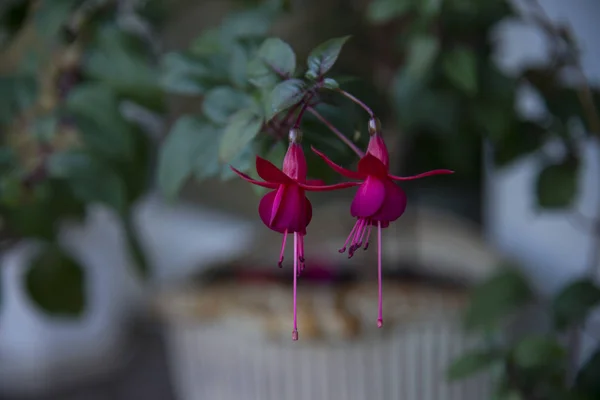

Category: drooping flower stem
[336, 89, 375, 118]
[308, 107, 365, 157]
[377, 221, 383, 328]
[292, 232, 299, 341]
[293, 94, 315, 129]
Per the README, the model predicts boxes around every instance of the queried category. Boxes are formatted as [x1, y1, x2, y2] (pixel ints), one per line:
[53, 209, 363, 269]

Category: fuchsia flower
[312, 118, 454, 328]
[230, 128, 359, 340]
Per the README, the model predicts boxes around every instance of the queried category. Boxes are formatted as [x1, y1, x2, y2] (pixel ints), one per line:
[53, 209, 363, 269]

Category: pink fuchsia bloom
[312, 118, 454, 328]
[230, 128, 359, 341]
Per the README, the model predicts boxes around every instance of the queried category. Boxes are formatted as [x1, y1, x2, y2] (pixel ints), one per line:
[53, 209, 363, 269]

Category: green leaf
[160, 52, 209, 95]
[32, 113, 58, 141]
[323, 78, 339, 89]
[0, 74, 37, 125]
[229, 43, 249, 88]
[513, 335, 565, 369]
[306, 36, 351, 78]
[247, 37, 296, 87]
[535, 160, 579, 209]
[493, 121, 546, 167]
[575, 348, 600, 396]
[406, 35, 440, 79]
[220, 8, 273, 43]
[202, 86, 254, 125]
[367, 0, 411, 23]
[219, 108, 263, 163]
[418, 0, 443, 16]
[25, 244, 86, 317]
[447, 349, 501, 381]
[193, 126, 222, 181]
[221, 144, 255, 180]
[65, 83, 133, 160]
[48, 151, 127, 214]
[84, 25, 163, 111]
[552, 279, 600, 330]
[158, 116, 215, 198]
[269, 78, 306, 120]
[190, 29, 223, 56]
[34, 0, 78, 40]
[442, 47, 478, 95]
[464, 267, 533, 331]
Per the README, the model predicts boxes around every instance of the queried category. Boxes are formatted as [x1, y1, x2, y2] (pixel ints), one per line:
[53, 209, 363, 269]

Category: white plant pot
[157, 205, 502, 400]
[0, 207, 142, 397]
[0, 194, 255, 397]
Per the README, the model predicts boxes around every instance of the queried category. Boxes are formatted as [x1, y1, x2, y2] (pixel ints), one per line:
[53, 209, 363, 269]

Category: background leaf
[536, 160, 579, 209]
[202, 86, 254, 125]
[219, 109, 263, 162]
[306, 36, 351, 78]
[84, 25, 163, 111]
[160, 52, 209, 95]
[65, 83, 134, 160]
[48, 152, 127, 214]
[447, 349, 502, 381]
[25, 244, 86, 317]
[158, 116, 214, 198]
[367, 0, 412, 23]
[513, 336, 565, 369]
[442, 47, 478, 95]
[575, 348, 600, 396]
[406, 35, 440, 79]
[552, 279, 600, 330]
[464, 267, 533, 331]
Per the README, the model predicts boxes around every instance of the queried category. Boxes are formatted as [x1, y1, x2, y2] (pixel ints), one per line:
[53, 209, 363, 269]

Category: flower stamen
[363, 223, 373, 250]
[278, 230, 288, 268]
[339, 221, 359, 253]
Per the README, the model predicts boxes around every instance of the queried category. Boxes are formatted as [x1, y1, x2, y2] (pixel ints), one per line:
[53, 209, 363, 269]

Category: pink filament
[339, 221, 359, 253]
[377, 221, 383, 328]
[278, 230, 288, 268]
[298, 235, 305, 276]
[364, 223, 373, 250]
[293, 232, 299, 341]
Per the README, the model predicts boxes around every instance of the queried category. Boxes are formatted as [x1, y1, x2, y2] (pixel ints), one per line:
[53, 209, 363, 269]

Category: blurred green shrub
[0, 0, 164, 315]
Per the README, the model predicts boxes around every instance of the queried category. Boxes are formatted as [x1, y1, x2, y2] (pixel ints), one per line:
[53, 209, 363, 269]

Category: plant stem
[307, 107, 364, 157]
[336, 89, 375, 118]
[293, 94, 314, 129]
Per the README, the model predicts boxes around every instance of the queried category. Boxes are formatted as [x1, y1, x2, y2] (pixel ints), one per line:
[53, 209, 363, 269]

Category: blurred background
[1, 0, 599, 399]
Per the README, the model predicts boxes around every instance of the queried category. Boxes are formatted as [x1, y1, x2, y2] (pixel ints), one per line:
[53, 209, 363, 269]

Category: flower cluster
[232, 105, 453, 341]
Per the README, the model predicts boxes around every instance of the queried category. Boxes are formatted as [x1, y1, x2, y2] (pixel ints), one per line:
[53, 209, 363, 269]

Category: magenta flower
[230, 128, 358, 340]
[312, 118, 454, 328]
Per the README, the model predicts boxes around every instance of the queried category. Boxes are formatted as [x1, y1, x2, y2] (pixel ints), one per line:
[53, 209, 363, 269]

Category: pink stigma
[292, 329, 298, 341]
[377, 319, 383, 328]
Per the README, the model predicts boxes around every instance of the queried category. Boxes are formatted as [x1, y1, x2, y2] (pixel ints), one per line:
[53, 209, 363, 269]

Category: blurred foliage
[157, 1, 372, 198]
[0, 0, 163, 315]
[447, 266, 600, 399]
